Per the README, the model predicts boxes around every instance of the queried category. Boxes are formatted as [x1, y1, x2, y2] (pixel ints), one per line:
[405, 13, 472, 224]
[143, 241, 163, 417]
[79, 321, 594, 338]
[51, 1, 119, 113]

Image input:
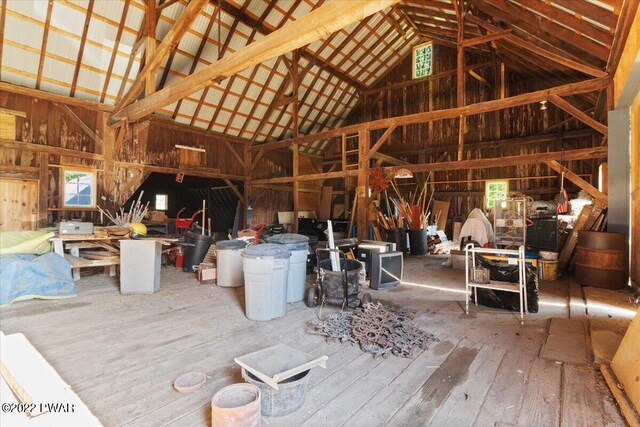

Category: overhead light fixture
[394, 168, 413, 179]
[540, 100, 547, 111]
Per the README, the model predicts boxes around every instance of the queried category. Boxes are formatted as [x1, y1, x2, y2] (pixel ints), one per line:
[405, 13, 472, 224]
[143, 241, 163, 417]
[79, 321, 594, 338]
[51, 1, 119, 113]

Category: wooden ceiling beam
[548, 94, 608, 135]
[474, 1, 609, 63]
[115, 0, 209, 112]
[466, 13, 607, 77]
[253, 76, 608, 152]
[100, 0, 130, 103]
[461, 29, 511, 47]
[0, 0, 6, 76]
[216, 0, 367, 93]
[514, 0, 613, 46]
[35, 0, 54, 90]
[109, 0, 398, 126]
[70, 0, 95, 97]
[189, 17, 239, 126]
[171, 4, 218, 119]
[552, 0, 619, 29]
[237, 57, 284, 137]
[250, 146, 608, 185]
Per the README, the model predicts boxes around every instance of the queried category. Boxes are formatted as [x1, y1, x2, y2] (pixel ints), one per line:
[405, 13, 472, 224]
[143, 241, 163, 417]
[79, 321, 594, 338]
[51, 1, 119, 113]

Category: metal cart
[306, 248, 371, 310]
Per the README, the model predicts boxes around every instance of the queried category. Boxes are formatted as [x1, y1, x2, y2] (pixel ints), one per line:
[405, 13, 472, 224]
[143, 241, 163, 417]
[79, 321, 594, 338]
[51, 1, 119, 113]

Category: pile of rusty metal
[307, 302, 438, 358]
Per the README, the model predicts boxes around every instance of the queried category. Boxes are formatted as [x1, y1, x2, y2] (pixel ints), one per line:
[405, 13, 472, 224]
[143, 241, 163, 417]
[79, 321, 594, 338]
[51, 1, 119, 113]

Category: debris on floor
[307, 302, 438, 358]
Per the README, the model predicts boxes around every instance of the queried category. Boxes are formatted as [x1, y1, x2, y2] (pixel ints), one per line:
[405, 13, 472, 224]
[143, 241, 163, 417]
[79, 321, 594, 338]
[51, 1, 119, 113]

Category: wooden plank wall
[340, 44, 601, 231]
[0, 91, 250, 227]
[0, 90, 105, 225]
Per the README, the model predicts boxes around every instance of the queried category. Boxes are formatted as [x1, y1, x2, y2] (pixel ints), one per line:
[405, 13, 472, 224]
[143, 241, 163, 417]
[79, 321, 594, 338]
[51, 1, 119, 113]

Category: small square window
[155, 194, 168, 211]
[485, 180, 509, 210]
[63, 169, 96, 208]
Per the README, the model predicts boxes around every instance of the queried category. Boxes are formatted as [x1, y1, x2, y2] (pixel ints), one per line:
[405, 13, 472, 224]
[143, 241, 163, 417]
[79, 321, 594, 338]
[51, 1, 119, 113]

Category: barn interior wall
[0, 90, 250, 229]
[337, 44, 601, 226]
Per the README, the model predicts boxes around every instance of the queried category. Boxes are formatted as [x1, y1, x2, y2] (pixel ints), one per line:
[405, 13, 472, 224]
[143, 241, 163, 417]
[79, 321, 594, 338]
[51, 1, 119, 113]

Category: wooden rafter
[214, 0, 366, 92]
[253, 76, 609, 152]
[461, 29, 511, 47]
[473, 1, 608, 63]
[0, 0, 6, 78]
[205, 28, 259, 130]
[70, 0, 95, 97]
[466, 13, 607, 78]
[100, 0, 130, 103]
[516, 0, 613, 47]
[115, 0, 209, 112]
[189, 18, 239, 127]
[35, 0, 54, 90]
[237, 57, 284, 137]
[171, 5, 218, 119]
[548, 95, 608, 135]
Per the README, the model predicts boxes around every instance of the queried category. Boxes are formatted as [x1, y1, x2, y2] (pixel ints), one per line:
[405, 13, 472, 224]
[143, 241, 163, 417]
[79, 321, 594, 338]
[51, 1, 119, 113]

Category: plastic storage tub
[267, 233, 309, 303]
[216, 239, 248, 287]
[242, 244, 291, 321]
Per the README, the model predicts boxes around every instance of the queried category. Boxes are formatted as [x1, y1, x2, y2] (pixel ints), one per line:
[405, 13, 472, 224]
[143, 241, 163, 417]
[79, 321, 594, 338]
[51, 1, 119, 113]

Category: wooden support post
[456, 0, 465, 161]
[145, 0, 156, 96]
[243, 143, 252, 229]
[342, 133, 349, 219]
[38, 152, 48, 228]
[291, 49, 300, 139]
[293, 144, 299, 233]
[101, 112, 116, 210]
[356, 128, 370, 241]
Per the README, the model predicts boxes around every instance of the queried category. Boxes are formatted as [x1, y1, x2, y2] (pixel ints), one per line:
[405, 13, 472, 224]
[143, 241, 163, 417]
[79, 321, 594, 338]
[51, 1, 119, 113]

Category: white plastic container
[266, 234, 310, 303]
[216, 240, 248, 287]
[242, 244, 291, 321]
[120, 240, 161, 294]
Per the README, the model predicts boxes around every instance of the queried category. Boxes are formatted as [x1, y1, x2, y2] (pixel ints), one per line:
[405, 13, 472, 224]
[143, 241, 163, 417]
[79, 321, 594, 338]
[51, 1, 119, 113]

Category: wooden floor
[0, 256, 628, 426]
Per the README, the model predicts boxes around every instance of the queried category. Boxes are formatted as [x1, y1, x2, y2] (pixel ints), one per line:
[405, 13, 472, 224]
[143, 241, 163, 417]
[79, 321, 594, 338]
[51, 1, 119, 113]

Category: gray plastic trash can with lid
[215, 239, 248, 287]
[242, 244, 291, 321]
[266, 233, 309, 303]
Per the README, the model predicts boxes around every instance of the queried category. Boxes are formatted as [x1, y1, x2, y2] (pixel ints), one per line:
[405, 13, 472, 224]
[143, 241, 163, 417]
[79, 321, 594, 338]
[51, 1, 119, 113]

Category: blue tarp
[0, 253, 77, 307]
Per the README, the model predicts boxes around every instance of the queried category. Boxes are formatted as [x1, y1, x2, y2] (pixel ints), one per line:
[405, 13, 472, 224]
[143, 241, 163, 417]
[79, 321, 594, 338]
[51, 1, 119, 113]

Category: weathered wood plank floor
[0, 257, 625, 426]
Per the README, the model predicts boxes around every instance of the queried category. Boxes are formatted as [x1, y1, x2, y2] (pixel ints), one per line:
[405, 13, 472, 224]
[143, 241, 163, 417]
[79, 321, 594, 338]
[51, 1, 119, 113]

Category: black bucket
[183, 231, 213, 272]
[386, 228, 408, 254]
[408, 229, 428, 256]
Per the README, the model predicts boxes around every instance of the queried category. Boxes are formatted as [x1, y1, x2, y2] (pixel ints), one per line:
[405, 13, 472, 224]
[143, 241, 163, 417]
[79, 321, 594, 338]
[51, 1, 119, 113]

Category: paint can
[538, 260, 558, 281]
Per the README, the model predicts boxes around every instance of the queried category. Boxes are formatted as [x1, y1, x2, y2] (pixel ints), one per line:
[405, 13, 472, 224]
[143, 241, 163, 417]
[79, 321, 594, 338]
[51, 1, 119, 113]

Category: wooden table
[50, 235, 126, 281]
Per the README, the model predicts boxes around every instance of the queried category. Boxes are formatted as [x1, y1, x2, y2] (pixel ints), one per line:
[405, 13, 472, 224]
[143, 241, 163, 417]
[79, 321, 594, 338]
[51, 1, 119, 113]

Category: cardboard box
[198, 262, 216, 284]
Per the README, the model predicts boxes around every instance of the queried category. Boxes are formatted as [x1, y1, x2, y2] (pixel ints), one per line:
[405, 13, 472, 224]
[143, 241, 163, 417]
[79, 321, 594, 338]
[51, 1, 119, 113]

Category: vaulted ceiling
[0, 0, 635, 147]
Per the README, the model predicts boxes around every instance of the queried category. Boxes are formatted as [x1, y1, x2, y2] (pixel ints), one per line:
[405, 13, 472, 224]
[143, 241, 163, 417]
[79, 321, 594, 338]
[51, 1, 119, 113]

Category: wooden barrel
[575, 231, 627, 289]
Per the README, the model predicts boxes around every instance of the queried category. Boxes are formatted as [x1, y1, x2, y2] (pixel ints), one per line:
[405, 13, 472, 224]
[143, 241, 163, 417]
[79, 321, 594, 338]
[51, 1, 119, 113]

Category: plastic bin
[183, 231, 213, 272]
[120, 240, 161, 294]
[216, 239, 248, 288]
[242, 244, 291, 321]
[267, 233, 309, 303]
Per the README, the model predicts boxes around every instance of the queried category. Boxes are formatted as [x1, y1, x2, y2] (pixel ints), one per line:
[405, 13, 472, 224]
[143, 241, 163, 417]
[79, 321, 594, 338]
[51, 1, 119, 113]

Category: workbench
[50, 235, 126, 281]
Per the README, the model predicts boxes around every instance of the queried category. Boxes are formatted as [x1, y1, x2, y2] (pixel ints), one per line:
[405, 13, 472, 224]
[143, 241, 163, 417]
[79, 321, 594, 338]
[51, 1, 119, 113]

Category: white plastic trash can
[216, 239, 248, 287]
[242, 244, 291, 321]
[266, 233, 309, 303]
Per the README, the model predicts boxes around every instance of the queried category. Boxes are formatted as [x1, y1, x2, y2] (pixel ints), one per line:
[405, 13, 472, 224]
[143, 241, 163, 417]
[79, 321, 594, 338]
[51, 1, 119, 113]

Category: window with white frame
[63, 169, 96, 208]
[155, 194, 168, 211]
